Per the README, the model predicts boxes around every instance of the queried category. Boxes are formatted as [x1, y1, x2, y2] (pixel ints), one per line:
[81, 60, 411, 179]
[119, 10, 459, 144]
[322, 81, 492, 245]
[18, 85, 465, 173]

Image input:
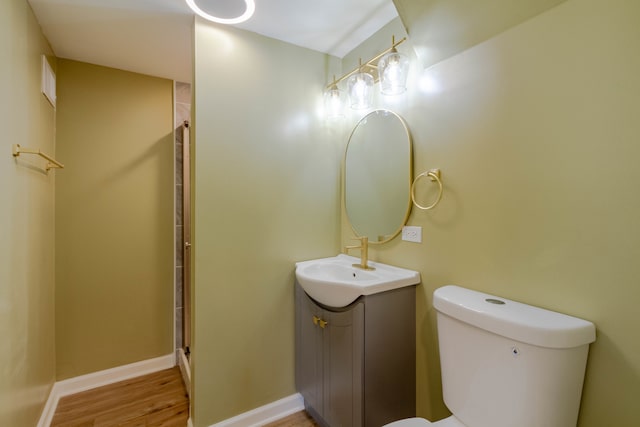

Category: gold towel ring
[411, 169, 443, 210]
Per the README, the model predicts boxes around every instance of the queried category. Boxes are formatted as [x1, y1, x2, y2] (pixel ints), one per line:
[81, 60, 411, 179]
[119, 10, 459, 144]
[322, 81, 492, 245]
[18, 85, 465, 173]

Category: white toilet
[386, 285, 596, 427]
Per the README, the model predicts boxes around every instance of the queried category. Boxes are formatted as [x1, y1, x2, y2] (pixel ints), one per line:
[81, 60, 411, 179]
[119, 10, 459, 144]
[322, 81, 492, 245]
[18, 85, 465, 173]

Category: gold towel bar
[12, 144, 64, 171]
[411, 169, 443, 210]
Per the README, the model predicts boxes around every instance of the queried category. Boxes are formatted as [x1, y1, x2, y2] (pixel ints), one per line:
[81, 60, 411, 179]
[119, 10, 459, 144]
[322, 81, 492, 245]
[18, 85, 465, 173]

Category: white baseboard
[37, 353, 176, 427]
[209, 393, 304, 427]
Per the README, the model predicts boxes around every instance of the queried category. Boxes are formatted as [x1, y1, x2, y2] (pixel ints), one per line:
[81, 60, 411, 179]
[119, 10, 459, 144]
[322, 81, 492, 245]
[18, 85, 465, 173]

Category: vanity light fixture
[347, 60, 374, 110]
[378, 36, 410, 95]
[323, 36, 407, 114]
[324, 76, 346, 118]
[185, 0, 255, 25]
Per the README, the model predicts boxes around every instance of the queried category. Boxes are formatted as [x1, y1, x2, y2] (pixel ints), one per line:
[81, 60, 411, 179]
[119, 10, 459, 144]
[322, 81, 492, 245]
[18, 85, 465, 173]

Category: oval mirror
[344, 110, 412, 244]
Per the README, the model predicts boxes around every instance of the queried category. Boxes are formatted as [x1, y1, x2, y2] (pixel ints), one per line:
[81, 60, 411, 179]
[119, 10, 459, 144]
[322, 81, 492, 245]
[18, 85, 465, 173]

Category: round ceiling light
[185, 0, 256, 25]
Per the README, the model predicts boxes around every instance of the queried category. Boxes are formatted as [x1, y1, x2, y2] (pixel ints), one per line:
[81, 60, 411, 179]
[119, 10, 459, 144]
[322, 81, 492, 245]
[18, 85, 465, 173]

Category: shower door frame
[182, 120, 192, 356]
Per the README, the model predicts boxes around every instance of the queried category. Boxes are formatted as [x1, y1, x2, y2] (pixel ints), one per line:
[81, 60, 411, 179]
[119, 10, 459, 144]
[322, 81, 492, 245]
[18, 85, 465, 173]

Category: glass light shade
[347, 72, 374, 110]
[378, 50, 410, 95]
[324, 85, 346, 118]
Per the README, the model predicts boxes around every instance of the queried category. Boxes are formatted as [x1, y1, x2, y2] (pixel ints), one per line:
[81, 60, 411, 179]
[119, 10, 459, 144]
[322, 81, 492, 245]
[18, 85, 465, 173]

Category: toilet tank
[433, 285, 595, 427]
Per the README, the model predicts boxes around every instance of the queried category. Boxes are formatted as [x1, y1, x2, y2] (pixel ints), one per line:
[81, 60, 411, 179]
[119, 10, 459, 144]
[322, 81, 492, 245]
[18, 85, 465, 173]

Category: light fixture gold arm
[326, 36, 407, 89]
[12, 144, 64, 171]
[328, 74, 339, 89]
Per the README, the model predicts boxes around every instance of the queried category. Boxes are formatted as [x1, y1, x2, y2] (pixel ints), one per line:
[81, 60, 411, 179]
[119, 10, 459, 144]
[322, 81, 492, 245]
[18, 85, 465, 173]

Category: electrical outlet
[402, 226, 422, 243]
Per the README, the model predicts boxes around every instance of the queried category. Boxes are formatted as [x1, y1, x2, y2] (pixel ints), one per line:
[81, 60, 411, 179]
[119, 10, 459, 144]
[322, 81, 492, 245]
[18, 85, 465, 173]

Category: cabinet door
[323, 303, 364, 427]
[295, 285, 324, 413]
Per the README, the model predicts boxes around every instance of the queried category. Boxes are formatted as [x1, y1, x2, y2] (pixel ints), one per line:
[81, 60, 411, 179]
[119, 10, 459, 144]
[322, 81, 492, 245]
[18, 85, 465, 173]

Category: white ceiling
[28, 0, 398, 83]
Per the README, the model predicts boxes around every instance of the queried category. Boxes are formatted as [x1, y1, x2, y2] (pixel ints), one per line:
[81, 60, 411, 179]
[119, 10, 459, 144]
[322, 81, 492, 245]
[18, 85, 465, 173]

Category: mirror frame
[343, 109, 413, 245]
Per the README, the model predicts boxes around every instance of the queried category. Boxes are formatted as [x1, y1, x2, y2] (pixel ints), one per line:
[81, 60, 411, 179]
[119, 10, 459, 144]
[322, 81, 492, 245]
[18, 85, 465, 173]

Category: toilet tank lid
[433, 285, 596, 349]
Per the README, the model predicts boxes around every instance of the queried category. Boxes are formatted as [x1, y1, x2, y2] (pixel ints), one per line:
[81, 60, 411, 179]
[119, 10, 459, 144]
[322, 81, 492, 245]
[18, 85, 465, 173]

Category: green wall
[392, 0, 566, 69]
[55, 59, 175, 379]
[343, 0, 640, 425]
[192, 20, 341, 426]
[0, 0, 57, 424]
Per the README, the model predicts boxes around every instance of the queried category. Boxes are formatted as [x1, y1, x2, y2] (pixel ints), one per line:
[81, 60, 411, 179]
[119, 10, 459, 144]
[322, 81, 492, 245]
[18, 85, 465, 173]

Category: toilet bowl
[385, 416, 466, 426]
[383, 285, 596, 427]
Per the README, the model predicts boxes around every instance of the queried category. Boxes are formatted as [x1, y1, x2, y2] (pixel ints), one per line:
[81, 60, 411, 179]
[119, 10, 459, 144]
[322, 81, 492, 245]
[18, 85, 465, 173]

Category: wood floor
[49, 365, 318, 427]
[263, 411, 319, 427]
[51, 367, 189, 427]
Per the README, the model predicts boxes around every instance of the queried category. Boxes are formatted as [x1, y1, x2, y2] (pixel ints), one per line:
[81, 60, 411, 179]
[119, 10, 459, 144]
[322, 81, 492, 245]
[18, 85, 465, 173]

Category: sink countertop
[295, 254, 421, 307]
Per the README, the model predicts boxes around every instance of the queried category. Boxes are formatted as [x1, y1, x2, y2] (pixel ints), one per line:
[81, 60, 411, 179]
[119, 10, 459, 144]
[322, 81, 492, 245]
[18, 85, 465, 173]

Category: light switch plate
[402, 226, 422, 243]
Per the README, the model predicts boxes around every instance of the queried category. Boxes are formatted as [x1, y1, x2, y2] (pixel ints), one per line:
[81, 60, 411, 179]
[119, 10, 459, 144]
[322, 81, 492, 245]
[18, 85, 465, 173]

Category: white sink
[295, 254, 421, 307]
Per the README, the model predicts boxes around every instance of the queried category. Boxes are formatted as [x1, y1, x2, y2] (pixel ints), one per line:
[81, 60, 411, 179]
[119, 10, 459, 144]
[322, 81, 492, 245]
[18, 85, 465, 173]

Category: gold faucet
[344, 236, 375, 271]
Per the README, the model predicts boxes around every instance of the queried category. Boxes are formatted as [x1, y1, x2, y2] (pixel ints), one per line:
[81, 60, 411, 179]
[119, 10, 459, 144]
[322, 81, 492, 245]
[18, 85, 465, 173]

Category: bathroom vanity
[295, 281, 416, 427]
[295, 109, 419, 426]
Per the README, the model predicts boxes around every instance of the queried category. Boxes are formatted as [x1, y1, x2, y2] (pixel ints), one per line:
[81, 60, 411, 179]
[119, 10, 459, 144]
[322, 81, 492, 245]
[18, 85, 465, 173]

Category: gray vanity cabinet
[295, 281, 416, 427]
[296, 283, 364, 427]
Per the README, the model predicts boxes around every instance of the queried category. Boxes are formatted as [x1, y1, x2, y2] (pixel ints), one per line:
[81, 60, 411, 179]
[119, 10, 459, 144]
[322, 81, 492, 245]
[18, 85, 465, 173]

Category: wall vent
[41, 55, 56, 108]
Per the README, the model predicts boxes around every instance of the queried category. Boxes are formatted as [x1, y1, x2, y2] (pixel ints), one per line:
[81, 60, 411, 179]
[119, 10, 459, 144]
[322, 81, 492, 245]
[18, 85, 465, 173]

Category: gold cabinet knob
[312, 316, 328, 328]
